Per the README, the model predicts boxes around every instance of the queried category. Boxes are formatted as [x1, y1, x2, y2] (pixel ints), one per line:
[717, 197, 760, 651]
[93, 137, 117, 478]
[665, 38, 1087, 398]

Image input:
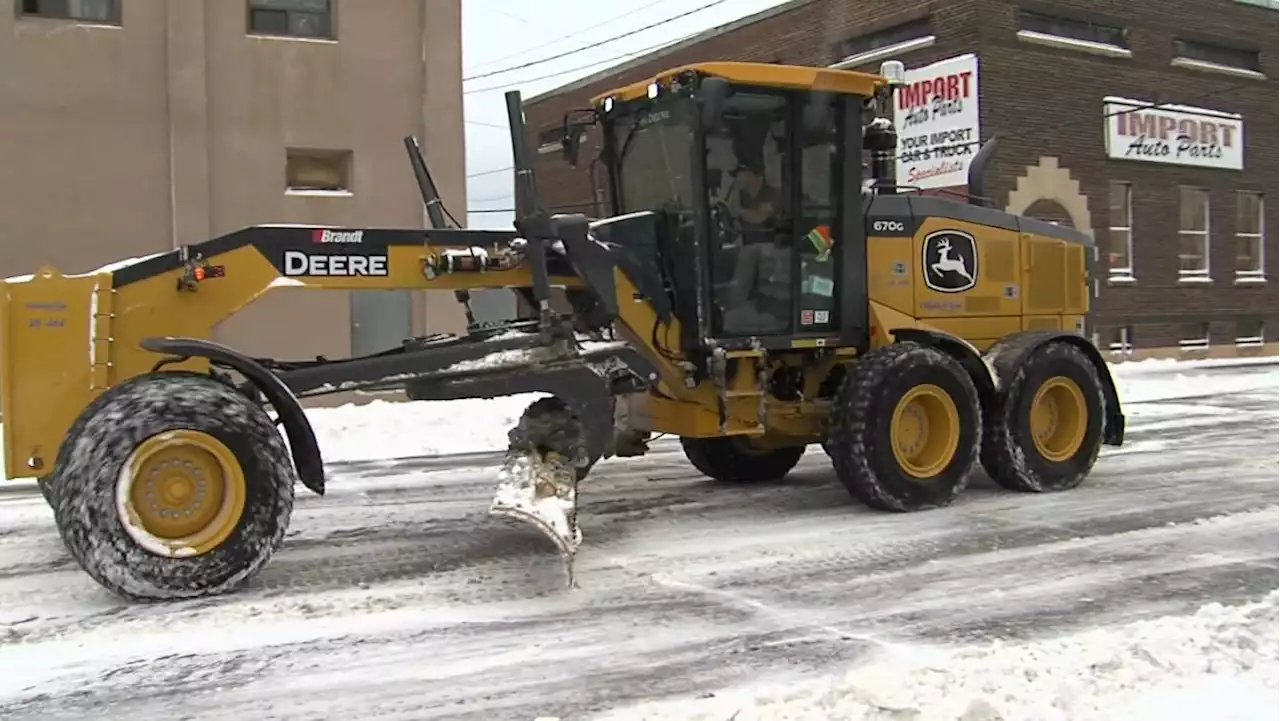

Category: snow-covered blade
[489, 450, 582, 587]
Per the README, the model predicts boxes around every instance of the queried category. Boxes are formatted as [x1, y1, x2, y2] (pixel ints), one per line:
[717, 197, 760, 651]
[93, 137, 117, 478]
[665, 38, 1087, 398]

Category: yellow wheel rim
[1029, 376, 1088, 462]
[116, 430, 246, 558]
[890, 384, 961, 479]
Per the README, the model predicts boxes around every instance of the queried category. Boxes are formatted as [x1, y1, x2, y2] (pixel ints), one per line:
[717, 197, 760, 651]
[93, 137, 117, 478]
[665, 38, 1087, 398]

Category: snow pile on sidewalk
[598, 591, 1280, 721]
[1111, 357, 1278, 404]
[308, 393, 545, 463]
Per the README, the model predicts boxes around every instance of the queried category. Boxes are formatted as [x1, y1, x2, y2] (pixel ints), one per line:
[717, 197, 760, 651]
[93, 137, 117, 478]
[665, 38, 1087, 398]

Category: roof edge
[525, 0, 817, 106]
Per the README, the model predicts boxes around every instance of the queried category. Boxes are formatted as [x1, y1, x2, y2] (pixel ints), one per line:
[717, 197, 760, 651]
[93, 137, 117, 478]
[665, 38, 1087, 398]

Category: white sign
[893, 53, 981, 190]
[1103, 97, 1244, 170]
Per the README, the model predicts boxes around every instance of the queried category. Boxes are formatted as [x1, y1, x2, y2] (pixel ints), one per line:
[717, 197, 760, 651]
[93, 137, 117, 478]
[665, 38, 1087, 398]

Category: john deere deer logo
[923, 230, 978, 293]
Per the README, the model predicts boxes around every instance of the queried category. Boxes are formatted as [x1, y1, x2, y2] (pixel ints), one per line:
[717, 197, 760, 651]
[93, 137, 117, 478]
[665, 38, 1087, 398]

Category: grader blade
[489, 396, 592, 588]
[490, 448, 582, 586]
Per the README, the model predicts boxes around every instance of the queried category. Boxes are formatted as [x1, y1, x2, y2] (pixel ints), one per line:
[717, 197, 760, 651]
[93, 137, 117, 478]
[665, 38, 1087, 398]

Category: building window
[1173, 38, 1263, 75]
[1108, 181, 1134, 280]
[248, 0, 332, 40]
[19, 0, 118, 23]
[1235, 319, 1265, 347]
[830, 16, 935, 67]
[286, 148, 351, 194]
[1235, 192, 1265, 279]
[1178, 187, 1210, 280]
[1178, 322, 1210, 352]
[1108, 326, 1135, 357]
[1015, 10, 1129, 57]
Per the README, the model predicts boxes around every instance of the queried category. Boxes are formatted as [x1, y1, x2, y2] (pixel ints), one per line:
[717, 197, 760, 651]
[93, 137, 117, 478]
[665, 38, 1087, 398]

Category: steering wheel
[709, 198, 743, 248]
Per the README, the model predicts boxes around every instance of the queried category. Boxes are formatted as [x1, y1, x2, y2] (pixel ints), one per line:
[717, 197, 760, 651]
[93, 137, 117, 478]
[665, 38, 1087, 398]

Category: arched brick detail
[1005, 156, 1093, 239]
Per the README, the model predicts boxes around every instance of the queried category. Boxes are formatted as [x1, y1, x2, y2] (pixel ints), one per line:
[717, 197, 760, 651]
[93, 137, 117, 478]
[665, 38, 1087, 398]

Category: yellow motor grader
[0, 60, 1125, 601]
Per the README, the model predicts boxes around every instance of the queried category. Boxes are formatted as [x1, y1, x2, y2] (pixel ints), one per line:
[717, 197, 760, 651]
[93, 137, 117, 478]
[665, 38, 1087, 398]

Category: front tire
[827, 342, 981, 512]
[51, 371, 296, 601]
[681, 436, 804, 483]
[981, 341, 1105, 492]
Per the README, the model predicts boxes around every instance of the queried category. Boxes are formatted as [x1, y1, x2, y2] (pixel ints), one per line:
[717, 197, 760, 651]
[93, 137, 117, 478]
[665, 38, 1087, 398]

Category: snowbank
[597, 591, 1280, 721]
[306, 393, 545, 464]
[296, 356, 1274, 463]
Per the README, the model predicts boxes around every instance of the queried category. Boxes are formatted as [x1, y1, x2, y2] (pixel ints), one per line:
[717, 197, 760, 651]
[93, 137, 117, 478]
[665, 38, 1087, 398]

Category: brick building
[524, 0, 1278, 360]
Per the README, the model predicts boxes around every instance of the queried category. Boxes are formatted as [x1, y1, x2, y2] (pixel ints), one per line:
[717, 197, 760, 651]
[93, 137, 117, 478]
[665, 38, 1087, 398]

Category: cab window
[706, 91, 793, 336]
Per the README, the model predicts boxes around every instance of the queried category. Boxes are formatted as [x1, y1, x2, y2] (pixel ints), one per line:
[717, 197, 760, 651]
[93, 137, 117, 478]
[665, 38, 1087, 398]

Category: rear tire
[681, 436, 804, 483]
[981, 341, 1105, 492]
[51, 371, 296, 601]
[827, 342, 981, 512]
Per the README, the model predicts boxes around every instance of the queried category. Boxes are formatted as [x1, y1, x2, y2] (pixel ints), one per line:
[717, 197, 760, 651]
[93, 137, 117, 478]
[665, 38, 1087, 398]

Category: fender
[139, 336, 327, 496]
[977, 329, 1125, 447]
[891, 327, 999, 413]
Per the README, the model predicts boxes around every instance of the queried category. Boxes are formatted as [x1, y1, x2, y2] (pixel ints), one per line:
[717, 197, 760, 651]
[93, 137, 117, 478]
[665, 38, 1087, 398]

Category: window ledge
[1015, 30, 1132, 58]
[829, 35, 937, 69]
[1171, 57, 1267, 80]
[1107, 274, 1137, 285]
[17, 16, 120, 29]
[1234, 274, 1268, 285]
[248, 33, 338, 45]
[1177, 275, 1213, 284]
[286, 189, 353, 198]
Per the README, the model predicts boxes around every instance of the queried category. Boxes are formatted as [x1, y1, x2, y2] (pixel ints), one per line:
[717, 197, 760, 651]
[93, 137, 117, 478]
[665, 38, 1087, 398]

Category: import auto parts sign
[1103, 96, 1244, 170]
[893, 53, 981, 191]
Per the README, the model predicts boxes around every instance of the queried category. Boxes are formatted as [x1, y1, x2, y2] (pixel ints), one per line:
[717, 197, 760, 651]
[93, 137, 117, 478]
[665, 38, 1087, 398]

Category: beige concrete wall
[0, 0, 466, 362]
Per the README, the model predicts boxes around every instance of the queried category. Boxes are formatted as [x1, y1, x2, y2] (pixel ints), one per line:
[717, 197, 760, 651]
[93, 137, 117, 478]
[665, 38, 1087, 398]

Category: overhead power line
[469, 0, 674, 73]
[461, 0, 731, 82]
[464, 32, 695, 96]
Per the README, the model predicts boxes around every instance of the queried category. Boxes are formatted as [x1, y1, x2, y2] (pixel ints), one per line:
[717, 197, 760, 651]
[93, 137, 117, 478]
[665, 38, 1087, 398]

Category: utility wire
[464, 33, 694, 95]
[469, 0, 674, 72]
[462, 0, 732, 82]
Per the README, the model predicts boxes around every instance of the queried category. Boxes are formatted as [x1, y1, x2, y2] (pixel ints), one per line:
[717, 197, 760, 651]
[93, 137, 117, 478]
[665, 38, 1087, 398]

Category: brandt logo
[922, 230, 978, 293]
[312, 229, 364, 244]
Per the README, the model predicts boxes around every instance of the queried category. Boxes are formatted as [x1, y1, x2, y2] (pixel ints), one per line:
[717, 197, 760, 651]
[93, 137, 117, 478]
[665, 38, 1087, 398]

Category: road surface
[0, 364, 1275, 720]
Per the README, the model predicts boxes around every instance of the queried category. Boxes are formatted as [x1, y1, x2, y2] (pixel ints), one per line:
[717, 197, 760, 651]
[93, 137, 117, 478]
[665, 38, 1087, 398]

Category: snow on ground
[601, 591, 1279, 721]
[0, 359, 1274, 719]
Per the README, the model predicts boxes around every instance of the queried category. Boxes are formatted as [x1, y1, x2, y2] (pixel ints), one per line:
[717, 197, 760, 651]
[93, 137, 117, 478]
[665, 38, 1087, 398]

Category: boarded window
[286, 148, 352, 193]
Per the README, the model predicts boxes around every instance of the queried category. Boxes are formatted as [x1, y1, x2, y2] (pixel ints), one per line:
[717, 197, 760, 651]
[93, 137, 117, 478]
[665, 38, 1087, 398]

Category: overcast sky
[459, 0, 791, 228]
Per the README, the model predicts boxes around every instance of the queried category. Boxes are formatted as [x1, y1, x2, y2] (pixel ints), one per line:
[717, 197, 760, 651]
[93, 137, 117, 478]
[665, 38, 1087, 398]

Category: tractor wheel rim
[116, 430, 246, 558]
[890, 384, 960, 479]
[1030, 376, 1088, 462]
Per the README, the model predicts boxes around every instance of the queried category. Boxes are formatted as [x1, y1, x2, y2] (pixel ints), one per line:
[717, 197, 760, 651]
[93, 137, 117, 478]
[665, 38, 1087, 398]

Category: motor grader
[0, 60, 1125, 601]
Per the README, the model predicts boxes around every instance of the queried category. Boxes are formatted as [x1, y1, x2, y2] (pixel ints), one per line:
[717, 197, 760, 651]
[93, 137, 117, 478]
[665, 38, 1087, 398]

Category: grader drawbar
[1, 61, 1125, 601]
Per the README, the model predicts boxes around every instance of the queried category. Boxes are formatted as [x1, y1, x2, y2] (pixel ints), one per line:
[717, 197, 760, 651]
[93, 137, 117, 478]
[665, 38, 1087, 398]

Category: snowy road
[0, 363, 1275, 720]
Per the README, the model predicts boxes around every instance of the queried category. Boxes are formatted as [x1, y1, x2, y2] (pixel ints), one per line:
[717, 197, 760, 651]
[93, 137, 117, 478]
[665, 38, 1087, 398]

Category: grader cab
[0, 60, 1124, 601]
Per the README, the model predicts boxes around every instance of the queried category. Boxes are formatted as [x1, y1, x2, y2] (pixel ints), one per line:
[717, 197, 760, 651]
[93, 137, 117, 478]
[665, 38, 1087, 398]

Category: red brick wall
[523, 0, 1279, 349]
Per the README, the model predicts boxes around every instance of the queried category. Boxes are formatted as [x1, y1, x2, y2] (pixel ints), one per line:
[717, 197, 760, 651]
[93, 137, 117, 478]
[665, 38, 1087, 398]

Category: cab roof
[590, 61, 887, 105]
